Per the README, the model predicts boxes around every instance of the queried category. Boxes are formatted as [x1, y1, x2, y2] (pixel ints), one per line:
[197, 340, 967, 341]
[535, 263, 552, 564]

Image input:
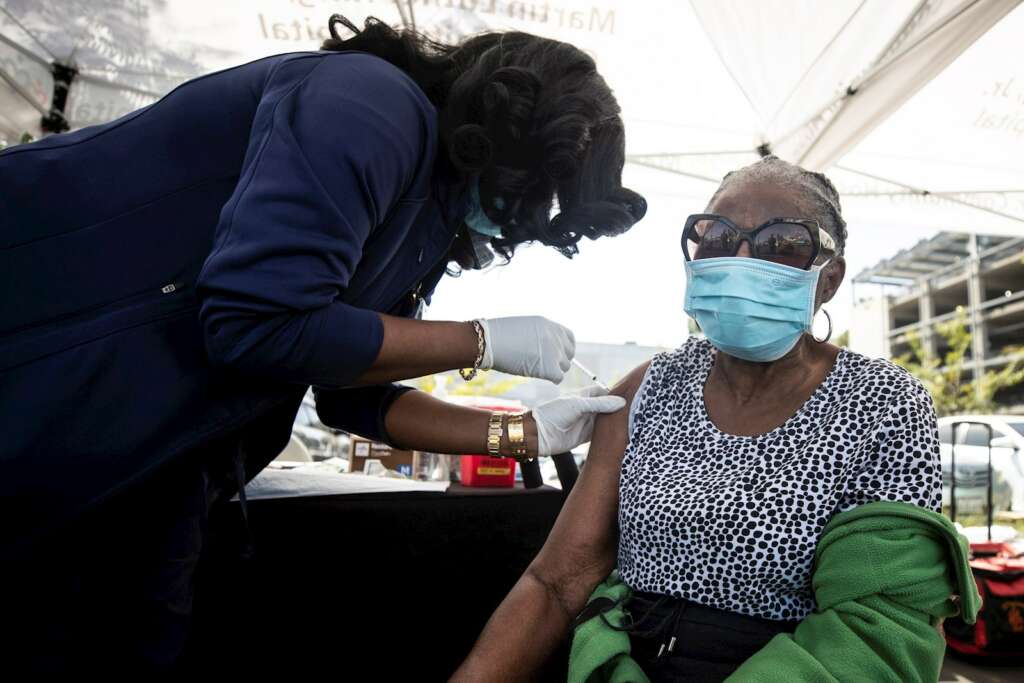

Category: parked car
[938, 415, 1024, 514]
[292, 397, 351, 464]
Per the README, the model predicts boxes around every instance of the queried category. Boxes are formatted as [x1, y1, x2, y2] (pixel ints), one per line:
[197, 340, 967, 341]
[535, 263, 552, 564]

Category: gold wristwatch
[487, 412, 504, 458]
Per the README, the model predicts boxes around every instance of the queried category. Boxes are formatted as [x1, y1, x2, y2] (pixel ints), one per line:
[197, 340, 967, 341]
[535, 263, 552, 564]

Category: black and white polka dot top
[618, 337, 942, 621]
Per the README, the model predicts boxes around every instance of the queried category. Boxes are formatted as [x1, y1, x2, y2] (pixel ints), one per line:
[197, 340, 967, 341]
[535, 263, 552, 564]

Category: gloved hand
[532, 386, 627, 456]
[478, 316, 575, 383]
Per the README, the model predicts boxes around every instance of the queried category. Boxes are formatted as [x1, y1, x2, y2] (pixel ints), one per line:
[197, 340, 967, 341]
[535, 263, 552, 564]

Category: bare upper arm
[526, 361, 652, 614]
[585, 361, 649, 469]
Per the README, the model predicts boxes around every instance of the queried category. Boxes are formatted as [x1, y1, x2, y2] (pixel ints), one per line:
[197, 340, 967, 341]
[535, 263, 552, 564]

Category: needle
[572, 358, 609, 391]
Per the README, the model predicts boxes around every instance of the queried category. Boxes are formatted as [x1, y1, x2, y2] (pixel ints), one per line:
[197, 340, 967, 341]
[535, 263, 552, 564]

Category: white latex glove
[478, 316, 575, 384]
[532, 385, 626, 456]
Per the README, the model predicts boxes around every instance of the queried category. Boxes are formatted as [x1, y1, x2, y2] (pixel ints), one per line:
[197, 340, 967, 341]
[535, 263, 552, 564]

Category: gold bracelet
[459, 320, 486, 381]
[507, 413, 528, 461]
[487, 412, 504, 458]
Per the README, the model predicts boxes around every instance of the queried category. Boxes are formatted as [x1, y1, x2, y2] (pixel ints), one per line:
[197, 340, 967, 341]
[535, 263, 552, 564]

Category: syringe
[571, 358, 609, 391]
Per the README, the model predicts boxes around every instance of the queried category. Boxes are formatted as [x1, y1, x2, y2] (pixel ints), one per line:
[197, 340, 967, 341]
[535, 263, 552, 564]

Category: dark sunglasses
[682, 214, 837, 270]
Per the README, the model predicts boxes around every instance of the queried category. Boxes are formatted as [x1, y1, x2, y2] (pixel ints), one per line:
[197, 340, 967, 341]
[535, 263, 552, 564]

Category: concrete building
[851, 232, 1024, 410]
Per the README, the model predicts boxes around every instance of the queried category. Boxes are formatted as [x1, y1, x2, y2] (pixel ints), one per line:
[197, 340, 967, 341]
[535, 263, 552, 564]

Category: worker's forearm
[354, 314, 479, 385]
[450, 569, 572, 683]
[384, 389, 538, 457]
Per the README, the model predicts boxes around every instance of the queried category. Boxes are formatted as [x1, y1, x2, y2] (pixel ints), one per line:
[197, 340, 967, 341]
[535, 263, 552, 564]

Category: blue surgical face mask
[683, 256, 822, 362]
[464, 180, 505, 237]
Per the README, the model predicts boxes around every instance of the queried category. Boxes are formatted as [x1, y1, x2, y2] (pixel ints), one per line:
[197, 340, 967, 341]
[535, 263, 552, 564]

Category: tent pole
[406, 1, 417, 32]
[770, 0, 946, 155]
[856, 0, 984, 93]
[624, 158, 721, 185]
[836, 165, 1024, 225]
[0, 32, 51, 68]
[689, 1, 761, 123]
[0, 5, 57, 61]
[843, 188, 1024, 197]
[764, 0, 870, 133]
[393, 1, 411, 29]
[75, 72, 162, 100]
[0, 64, 47, 116]
[792, 0, 1018, 169]
[627, 149, 754, 158]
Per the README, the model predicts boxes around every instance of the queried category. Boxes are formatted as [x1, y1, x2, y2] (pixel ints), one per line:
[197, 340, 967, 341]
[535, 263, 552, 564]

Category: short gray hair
[708, 155, 847, 255]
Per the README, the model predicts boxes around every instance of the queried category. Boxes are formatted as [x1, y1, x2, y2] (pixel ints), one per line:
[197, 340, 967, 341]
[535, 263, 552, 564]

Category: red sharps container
[449, 398, 523, 488]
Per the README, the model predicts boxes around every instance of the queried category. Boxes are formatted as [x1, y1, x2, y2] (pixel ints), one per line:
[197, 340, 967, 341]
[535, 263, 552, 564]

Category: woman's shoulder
[655, 336, 714, 370]
[623, 338, 710, 418]
[305, 51, 436, 113]
[280, 51, 440, 196]
[836, 349, 934, 410]
[259, 51, 437, 147]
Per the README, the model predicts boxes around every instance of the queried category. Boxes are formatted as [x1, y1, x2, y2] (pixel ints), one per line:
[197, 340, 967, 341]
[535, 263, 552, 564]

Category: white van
[938, 415, 1024, 514]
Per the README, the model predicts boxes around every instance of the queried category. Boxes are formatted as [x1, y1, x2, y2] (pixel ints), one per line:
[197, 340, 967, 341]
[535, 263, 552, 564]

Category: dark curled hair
[709, 155, 848, 255]
[322, 16, 647, 261]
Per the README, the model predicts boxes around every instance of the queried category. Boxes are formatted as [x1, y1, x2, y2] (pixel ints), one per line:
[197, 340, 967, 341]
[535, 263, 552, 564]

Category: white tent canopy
[2, 0, 1022, 344]
[631, 0, 1024, 237]
[3, 0, 1021, 229]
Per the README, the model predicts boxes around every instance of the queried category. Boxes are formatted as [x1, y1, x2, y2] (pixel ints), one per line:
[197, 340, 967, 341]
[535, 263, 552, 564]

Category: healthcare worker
[1, 16, 645, 672]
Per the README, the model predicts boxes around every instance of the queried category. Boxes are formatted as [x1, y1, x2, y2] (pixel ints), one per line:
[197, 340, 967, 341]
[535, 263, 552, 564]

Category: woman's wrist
[524, 412, 538, 459]
[458, 320, 484, 370]
[498, 412, 538, 460]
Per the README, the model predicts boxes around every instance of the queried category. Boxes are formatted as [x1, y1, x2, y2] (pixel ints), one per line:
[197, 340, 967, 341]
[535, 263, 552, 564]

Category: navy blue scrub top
[0, 51, 465, 549]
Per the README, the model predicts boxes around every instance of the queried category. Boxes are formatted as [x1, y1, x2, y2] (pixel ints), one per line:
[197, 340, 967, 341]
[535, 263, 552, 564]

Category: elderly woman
[453, 156, 980, 682]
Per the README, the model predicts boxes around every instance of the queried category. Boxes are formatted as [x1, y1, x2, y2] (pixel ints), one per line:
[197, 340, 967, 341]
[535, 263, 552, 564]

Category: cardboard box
[348, 435, 418, 476]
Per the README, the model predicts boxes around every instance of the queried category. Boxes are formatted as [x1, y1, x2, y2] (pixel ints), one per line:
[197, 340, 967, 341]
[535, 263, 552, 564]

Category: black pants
[8, 435, 244, 674]
[626, 591, 799, 682]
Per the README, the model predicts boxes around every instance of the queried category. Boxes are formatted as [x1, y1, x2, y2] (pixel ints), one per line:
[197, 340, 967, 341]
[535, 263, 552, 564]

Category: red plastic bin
[449, 397, 523, 488]
[460, 454, 517, 488]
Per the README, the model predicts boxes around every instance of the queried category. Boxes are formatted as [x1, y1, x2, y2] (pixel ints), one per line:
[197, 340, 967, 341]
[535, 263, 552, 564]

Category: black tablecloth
[187, 484, 569, 678]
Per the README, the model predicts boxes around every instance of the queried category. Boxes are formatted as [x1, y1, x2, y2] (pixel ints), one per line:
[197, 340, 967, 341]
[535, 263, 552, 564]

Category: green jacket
[569, 501, 981, 683]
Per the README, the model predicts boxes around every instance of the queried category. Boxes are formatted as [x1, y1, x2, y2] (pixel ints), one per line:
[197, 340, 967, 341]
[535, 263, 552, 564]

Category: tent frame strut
[771, 0, 988, 160]
[0, 5, 56, 62]
[0, 63, 47, 115]
[836, 165, 1024, 224]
